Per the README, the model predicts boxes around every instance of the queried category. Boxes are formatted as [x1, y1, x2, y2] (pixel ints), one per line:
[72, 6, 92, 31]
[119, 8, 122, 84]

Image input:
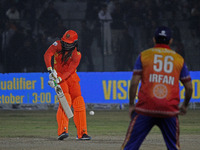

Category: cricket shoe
[58, 132, 69, 140]
[76, 134, 91, 140]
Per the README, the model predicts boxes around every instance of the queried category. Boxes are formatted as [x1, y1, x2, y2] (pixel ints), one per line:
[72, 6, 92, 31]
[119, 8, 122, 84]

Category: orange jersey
[44, 40, 81, 80]
[44, 40, 88, 138]
[133, 44, 191, 117]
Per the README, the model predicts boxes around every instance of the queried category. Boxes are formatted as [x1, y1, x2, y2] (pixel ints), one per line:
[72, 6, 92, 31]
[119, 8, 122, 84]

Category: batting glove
[49, 69, 57, 80]
[47, 67, 53, 73]
[55, 77, 62, 84]
[48, 77, 62, 88]
[48, 80, 56, 88]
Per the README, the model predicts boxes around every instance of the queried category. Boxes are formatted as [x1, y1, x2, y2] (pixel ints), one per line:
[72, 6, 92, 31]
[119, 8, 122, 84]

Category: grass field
[0, 109, 200, 150]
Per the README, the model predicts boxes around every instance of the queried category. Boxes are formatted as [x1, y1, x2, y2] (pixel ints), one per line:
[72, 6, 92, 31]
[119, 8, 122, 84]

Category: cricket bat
[54, 84, 74, 119]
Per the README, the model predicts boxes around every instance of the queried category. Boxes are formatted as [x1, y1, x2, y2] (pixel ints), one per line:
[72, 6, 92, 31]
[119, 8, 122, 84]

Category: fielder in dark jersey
[121, 26, 193, 150]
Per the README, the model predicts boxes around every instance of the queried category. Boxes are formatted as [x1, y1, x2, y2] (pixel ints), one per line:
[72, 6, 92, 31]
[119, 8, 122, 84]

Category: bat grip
[54, 80, 58, 86]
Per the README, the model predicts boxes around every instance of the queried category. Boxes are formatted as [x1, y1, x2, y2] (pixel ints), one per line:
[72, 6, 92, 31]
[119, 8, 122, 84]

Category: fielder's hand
[129, 105, 135, 119]
[179, 105, 187, 115]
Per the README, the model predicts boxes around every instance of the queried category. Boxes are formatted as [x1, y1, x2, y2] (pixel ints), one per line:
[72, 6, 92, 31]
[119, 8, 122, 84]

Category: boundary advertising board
[0, 72, 199, 104]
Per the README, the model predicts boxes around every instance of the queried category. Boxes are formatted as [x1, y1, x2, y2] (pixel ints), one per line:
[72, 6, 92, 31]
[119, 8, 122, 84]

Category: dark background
[0, 0, 200, 73]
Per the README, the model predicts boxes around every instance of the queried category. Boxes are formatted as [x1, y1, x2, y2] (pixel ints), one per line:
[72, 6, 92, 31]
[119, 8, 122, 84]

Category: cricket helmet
[61, 30, 78, 51]
[61, 30, 78, 44]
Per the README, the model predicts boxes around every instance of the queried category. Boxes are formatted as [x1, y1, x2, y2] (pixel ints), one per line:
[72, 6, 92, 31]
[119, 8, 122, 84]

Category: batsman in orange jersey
[44, 30, 91, 140]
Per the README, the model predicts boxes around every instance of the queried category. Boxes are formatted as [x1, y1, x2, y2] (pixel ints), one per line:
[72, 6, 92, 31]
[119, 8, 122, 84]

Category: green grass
[179, 110, 200, 134]
[0, 109, 199, 138]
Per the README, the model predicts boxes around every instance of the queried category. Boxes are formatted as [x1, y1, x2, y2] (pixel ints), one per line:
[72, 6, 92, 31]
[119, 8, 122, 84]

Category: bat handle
[54, 80, 58, 86]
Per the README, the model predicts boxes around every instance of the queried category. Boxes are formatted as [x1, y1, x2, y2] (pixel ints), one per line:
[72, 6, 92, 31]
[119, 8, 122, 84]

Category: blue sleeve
[180, 63, 190, 79]
[133, 54, 142, 70]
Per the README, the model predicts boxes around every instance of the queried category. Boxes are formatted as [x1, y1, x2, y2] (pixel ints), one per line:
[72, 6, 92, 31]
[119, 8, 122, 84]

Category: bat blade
[59, 96, 74, 119]
[55, 85, 74, 119]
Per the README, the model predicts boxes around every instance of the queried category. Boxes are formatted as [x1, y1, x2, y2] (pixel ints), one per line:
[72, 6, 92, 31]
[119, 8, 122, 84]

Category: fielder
[121, 26, 193, 150]
[44, 30, 91, 140]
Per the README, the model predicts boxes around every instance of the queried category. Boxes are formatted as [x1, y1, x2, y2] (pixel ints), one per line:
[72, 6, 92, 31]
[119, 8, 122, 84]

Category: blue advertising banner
[0, 71, 199, 104]
[0, 73, 54, 104]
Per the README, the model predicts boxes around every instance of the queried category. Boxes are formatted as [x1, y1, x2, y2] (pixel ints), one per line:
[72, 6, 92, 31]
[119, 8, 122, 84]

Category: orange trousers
[56, 72, 88, 138]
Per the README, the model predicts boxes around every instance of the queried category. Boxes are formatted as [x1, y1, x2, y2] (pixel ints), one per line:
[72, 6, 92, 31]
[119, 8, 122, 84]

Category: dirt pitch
[0, 134, 199, 150]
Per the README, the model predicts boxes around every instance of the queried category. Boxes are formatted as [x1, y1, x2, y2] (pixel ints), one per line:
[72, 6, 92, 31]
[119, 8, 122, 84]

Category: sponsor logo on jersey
[53, 41, 58, 46]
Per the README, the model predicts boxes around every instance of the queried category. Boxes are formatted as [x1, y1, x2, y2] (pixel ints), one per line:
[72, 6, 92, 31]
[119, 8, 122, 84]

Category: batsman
[44, 30, 91, 140]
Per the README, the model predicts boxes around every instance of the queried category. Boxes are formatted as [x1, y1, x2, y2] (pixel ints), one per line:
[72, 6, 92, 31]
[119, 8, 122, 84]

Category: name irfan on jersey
[149, 74, 174, 85]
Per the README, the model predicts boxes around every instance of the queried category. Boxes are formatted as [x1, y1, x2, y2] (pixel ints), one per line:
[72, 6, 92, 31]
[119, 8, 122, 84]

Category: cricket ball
[89, 110, 95, 115]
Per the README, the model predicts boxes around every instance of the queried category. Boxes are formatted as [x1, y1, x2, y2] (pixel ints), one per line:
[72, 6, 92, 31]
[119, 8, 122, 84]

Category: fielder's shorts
[122, 112, 180, 150]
